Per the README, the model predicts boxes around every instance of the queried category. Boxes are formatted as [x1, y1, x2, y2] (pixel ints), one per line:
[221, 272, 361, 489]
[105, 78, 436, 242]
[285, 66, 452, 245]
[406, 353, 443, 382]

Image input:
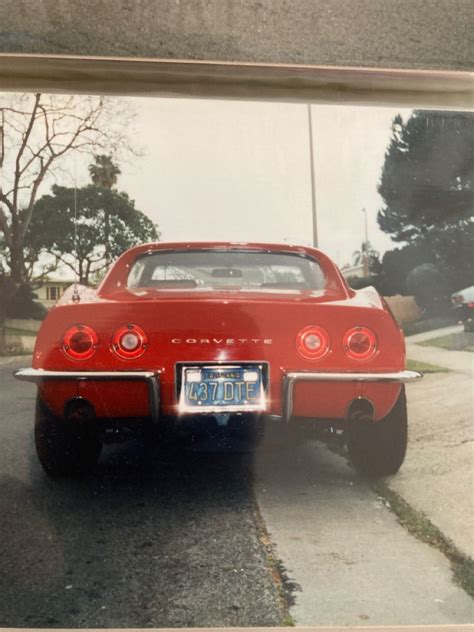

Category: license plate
[179, 365, 266, 414]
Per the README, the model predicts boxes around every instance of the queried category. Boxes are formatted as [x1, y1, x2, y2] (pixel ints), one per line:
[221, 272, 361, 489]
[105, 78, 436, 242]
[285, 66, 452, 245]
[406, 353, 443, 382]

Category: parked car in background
[15, 242, 421, 478]
[451, 285, 474, 332]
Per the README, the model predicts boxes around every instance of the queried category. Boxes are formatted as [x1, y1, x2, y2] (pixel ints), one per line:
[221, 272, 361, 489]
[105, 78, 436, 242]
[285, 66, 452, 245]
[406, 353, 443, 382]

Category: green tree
[377, 110, 474, 295]
[0, 274, 46, 321]
[424, 222, 474, 291]
[407, 263, 449, 312]
[26, 185, 159, 286]
[378, 110, 473, 242]
[375, 242, 435, 296]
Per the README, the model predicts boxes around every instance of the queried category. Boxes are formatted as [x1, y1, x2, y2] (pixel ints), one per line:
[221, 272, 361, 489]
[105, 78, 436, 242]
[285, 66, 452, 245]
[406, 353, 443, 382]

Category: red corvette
[15, 242, 421, 477]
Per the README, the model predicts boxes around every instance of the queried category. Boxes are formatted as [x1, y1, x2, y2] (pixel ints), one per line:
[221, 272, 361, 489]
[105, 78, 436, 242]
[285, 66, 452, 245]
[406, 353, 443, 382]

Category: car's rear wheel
[34, 397, 102, 477]
[347, 387, 407, 477]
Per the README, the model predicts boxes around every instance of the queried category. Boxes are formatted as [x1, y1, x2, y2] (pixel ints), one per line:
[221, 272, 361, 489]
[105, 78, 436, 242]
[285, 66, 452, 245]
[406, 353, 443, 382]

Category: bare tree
[0, 92, 133, 286]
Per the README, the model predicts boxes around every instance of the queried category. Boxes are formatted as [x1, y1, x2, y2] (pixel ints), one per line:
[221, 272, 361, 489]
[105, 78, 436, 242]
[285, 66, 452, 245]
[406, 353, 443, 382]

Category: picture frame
[0, 52, 472, 632]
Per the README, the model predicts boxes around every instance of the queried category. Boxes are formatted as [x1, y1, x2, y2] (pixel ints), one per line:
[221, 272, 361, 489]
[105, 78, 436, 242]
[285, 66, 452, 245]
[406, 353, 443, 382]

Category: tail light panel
[297, 325, 330, 360]
[112, 324, 148, 360]
[343, 326, 377, 361]
[62, 325, 98, 361]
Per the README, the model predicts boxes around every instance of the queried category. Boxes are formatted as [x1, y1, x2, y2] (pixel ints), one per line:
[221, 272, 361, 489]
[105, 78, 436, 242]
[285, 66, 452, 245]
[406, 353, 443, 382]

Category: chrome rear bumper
[14, 368, 161, 424]
[14, 367, 422, 425]
[283, 370, 422, 422]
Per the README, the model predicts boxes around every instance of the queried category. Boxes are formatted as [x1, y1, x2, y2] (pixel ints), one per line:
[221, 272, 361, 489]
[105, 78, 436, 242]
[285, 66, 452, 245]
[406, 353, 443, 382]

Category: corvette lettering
[171, 338, 272, 344]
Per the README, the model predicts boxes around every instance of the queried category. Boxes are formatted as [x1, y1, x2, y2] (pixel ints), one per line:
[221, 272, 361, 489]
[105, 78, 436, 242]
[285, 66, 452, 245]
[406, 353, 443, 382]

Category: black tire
[34, 397, 102, 477]
[347, 387, 408, 478]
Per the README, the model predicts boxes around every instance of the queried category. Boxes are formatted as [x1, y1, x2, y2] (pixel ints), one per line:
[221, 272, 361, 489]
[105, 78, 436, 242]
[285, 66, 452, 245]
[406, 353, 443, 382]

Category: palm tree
[88, 155, 121, 266]
[353, 241, 379, 265]
[353, 241, 379, 276]
[88, 155, 121, 190]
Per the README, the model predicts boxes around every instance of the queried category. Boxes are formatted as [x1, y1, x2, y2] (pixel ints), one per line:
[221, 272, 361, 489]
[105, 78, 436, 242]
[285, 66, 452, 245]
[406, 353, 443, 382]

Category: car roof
[120, 241, 322, 258]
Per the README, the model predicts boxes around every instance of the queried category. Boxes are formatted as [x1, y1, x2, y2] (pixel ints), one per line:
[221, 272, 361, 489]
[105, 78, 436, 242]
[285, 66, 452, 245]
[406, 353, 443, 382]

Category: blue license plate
[180, 365, 265, 413]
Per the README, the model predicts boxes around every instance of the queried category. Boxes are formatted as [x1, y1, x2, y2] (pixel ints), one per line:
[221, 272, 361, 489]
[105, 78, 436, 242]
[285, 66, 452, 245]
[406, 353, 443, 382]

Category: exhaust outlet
[347, 398, 374, 423]
[64, 397, 95, 424]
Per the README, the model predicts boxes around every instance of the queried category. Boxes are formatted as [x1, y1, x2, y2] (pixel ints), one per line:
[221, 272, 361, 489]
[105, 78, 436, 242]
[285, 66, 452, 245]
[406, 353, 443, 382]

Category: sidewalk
[406, 324, 462, 345]
[389, 327, 474, 558]
[406, 324, 473, 375]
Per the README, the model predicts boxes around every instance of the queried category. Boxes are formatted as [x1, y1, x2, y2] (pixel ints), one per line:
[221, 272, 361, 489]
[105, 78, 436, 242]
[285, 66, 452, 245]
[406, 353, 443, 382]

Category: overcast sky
[5, 94, 411, 274]
[114, 97, 410, 267]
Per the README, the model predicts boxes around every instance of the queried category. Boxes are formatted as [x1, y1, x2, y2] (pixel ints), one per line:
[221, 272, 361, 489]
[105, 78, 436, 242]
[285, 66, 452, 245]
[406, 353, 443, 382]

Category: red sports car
[15, 242, 421, 477]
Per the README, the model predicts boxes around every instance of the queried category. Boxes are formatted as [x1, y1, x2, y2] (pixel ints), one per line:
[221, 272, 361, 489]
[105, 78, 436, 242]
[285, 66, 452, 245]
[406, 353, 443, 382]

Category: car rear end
[17, 244, 419, 432]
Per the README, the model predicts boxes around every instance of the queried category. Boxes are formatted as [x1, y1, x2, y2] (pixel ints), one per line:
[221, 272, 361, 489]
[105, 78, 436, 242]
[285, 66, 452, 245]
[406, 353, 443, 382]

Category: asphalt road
[0, 358, 282, 628]
[0, 356, 472, 627]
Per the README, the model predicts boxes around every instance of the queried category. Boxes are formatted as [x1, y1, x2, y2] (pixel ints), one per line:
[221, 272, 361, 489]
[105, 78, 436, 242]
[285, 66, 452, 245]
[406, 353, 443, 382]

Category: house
[340, 262, 367, 280]
[34, 276, 74, 309]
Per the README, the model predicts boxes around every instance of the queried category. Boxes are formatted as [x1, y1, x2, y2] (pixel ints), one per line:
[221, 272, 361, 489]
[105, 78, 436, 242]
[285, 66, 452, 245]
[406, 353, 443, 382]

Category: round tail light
[63, 325, 98, 360]
[112, 324, 148, 359]
[297, 325, 330, 359]
[343, 326, 377, 361]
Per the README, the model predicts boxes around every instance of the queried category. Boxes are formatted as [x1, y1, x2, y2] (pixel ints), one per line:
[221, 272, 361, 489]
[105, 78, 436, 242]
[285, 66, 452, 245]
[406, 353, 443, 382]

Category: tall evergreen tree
[378, 110, 473, 241]
[377, 110, 473, 292]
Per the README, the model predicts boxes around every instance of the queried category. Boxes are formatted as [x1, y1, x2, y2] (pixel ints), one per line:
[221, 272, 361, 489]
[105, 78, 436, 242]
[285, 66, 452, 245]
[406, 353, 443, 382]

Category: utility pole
[362, 207, 369, 276]
[307, 104, 318, 248]
[362, 207, 368, 244]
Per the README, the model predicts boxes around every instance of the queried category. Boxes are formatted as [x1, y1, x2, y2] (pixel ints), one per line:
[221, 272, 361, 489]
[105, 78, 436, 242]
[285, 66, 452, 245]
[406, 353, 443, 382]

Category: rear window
[127, 250, 327, 292]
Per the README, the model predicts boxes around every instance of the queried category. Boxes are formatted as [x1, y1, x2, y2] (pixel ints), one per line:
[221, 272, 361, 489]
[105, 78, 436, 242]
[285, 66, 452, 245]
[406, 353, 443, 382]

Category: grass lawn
[402, 315, 457, 336]
[406, 358, 449, 373]
[418, 331, 474, 352]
